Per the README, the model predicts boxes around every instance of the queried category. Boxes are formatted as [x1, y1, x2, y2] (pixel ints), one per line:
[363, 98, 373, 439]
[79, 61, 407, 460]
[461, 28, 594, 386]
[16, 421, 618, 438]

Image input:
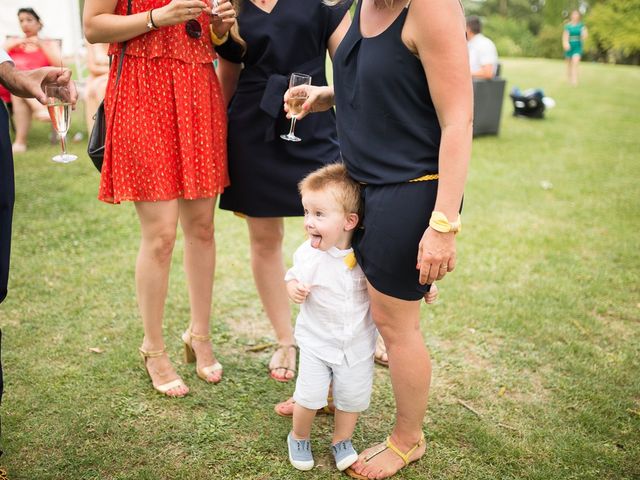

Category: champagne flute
[281, 73, 312, 142]
[45, 85, 77, 163]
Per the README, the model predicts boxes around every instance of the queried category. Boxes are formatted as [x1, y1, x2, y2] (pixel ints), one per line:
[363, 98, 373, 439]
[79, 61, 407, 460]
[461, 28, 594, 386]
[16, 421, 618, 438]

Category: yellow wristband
[210, 26, 229, 46]
[429, 211, 461, 234]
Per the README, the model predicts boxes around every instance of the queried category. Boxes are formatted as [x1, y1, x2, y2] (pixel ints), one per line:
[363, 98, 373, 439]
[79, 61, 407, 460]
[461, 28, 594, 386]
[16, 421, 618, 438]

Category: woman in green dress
[562, 10, 588, 86]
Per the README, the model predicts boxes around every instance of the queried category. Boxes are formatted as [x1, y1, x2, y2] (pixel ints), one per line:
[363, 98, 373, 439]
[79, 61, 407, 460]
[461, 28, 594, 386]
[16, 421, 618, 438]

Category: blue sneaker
[332, 439, 358, 471]
[287, 432, 314, 471]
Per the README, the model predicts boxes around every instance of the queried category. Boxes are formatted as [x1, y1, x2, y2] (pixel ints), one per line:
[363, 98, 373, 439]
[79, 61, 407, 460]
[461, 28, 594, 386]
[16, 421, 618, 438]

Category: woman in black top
[215, 0, 351, 382]
[285, 0, 472, 477]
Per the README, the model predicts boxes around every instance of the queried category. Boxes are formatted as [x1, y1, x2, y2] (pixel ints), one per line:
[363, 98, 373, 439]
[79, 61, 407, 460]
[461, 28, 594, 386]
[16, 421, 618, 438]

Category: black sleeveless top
[333, 0, 441, 184]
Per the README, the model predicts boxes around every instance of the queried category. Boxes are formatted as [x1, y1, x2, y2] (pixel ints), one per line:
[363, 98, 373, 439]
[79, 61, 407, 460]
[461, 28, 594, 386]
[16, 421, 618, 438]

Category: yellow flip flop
[345, 433, 425, 479]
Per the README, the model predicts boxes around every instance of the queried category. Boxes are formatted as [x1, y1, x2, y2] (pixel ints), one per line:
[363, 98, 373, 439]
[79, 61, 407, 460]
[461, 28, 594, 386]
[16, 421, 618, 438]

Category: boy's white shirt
[285, 239, 377, 367]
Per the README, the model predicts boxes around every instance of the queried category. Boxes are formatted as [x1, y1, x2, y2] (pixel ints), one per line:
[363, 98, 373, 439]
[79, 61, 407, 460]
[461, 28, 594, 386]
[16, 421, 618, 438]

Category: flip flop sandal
[269, 344, 297, 382]
[374, 335, 389, 367]
[274, 396, 336, 417]
[345, 433, 425, 479]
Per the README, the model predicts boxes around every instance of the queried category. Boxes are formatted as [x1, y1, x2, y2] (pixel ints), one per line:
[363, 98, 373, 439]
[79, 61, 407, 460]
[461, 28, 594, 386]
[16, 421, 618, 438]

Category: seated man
[466, 15, 498, 80]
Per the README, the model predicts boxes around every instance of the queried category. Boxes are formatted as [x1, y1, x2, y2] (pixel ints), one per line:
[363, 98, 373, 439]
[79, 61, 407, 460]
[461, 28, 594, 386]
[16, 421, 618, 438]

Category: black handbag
[87, 100, 107, 171]
[87, 0, 131, 172]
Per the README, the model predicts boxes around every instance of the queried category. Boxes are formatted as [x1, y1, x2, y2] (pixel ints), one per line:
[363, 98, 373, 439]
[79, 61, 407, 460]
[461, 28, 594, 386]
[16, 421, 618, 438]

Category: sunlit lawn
[0, 57, 638, 479]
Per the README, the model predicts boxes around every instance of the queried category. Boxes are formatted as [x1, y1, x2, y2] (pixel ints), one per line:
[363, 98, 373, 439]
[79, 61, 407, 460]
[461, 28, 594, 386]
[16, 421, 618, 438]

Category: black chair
[472, 65, 506, 137]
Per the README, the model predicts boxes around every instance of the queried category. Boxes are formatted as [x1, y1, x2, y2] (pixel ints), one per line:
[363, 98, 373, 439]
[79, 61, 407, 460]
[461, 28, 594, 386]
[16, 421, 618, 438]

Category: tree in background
[461, 0, 640, 64]
[587, 0, 640, 64]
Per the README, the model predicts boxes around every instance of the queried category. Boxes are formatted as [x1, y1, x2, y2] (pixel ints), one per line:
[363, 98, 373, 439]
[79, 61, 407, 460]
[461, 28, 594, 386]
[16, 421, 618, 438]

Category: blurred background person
[84, 42, 110, 132]
[466, 15, 498, 79]
[563, 10, 587, 86]
[2, 7, 62, 153]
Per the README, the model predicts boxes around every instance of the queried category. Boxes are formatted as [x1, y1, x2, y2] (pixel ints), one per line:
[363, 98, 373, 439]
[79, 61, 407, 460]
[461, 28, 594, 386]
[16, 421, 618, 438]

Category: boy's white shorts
[293, 347, 374, 413]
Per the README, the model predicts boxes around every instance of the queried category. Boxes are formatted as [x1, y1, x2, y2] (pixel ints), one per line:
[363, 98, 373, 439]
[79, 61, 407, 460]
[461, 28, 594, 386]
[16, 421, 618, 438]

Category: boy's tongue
[310, 235, 322, 249]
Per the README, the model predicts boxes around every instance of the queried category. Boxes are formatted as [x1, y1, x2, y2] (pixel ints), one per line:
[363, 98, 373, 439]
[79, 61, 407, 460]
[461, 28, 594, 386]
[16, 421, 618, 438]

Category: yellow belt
[409, 173, 439, 182]
[360, 173, 439, 186]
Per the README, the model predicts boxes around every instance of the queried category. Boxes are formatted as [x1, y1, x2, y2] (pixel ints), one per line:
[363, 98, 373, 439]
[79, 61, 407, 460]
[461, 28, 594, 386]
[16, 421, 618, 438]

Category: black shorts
[353, 181, 437, 301]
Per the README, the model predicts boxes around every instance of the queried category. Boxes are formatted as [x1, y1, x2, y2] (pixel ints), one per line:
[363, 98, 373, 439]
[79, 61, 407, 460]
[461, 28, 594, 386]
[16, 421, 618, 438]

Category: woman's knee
[146, 230, 177, 264]
[184, 219, 215, 245]
[11, 96, 29, 118]
[370, 295, 421, 345]
[249, 220, 284, 255]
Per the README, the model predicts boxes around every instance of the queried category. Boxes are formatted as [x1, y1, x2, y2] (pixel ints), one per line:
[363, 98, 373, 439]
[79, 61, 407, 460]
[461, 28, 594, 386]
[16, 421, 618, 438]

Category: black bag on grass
[510, 87, 546, 119]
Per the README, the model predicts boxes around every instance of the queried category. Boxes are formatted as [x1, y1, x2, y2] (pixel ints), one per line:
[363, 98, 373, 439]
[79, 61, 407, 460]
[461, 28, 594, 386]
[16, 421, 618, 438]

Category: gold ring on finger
[439, 264, 448, 270]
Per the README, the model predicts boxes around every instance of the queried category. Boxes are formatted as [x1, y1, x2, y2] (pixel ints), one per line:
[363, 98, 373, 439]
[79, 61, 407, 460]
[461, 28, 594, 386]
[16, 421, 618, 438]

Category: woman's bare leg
[349, 283, 430, 479]
[10, 95, 32, 148]
[135, 200, 188, 397]
[246, 216, 296, 380]
[571, 55, 581, 86]
[179, 197, 221, 382]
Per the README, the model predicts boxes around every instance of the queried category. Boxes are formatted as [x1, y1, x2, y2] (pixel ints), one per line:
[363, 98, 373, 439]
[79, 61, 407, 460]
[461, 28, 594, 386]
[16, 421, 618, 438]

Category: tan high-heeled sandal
[182, 330, 223, 384]
[138, 348, 188, 397]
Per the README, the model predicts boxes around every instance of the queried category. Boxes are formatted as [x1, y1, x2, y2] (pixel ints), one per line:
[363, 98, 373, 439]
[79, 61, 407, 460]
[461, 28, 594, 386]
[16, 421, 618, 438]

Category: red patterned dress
[100, 0, 229, 204]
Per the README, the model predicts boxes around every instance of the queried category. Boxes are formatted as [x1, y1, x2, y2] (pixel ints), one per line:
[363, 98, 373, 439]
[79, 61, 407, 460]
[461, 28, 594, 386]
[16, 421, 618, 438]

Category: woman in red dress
[84, 0, 237, 397]
[2, 8, 63, 153]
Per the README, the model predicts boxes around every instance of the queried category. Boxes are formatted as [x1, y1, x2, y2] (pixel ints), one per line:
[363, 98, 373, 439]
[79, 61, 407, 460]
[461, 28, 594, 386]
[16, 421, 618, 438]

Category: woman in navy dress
[215, 0, 352, 382]
[285, 0, 472, 477]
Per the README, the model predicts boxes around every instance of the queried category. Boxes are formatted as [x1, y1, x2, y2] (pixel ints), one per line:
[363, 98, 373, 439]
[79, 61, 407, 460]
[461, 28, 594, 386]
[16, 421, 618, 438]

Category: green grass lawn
[0, 57, 639, 479]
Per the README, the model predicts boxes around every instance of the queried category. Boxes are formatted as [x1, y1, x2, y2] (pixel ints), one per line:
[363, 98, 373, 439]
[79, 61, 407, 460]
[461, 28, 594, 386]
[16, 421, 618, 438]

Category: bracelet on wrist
[210, 26, 229, 46]
[149, 9, 159, 29]
[429, 211, 461, 234]
[146, 9, 159, 31]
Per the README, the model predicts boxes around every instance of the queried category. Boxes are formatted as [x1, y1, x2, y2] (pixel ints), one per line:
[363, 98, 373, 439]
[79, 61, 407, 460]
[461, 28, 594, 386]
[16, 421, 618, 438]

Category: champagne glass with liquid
[45, 85, 77, 163]
[281, 73, 312, 142]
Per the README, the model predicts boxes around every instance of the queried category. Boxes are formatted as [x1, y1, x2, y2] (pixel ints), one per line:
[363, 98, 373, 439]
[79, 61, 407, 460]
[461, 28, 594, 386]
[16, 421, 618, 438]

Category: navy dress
[333, 1, 445, 300]
[216, 0, 351, 217]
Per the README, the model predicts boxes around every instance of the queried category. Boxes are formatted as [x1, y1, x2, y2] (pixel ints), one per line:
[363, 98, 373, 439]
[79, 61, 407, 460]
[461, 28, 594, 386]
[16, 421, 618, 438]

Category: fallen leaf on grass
[571, 319, 588, 335]
[498, 386, 507, 397]
[88, 347, 104, 354]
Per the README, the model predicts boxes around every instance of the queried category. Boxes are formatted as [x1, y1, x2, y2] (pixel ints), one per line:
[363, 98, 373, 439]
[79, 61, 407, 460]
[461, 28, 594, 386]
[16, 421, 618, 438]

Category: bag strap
[114, 0, 132, 85]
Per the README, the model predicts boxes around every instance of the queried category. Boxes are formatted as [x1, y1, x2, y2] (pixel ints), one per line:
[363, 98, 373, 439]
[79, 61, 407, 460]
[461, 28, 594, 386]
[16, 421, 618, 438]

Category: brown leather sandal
[274, 396, 336, 417]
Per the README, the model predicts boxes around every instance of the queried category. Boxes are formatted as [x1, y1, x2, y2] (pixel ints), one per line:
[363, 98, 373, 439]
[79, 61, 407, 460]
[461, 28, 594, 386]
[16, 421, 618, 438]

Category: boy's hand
[287, 280, 310, 304]
[424, 283, 439, 304]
